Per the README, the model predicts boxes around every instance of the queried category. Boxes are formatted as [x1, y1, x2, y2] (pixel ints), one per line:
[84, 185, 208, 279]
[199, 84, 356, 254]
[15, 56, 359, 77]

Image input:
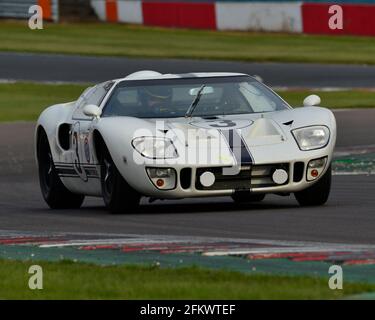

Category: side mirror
[303, 94, 321, 107]
[83, 104, 102, 118]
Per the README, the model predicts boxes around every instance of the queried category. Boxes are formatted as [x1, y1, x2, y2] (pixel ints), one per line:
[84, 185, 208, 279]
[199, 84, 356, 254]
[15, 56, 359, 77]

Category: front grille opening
[293, 162, 304, 182]
[195, 164, 289, 191]
[180, 168, 192, 189]
[196, 167, 251, 191]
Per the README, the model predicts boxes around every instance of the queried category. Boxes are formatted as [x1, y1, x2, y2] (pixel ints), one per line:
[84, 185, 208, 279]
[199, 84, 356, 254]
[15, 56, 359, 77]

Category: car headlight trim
[307, 156, 328, 181]
[292, 126, 330, 151]
[146, 167, 177, 190]
[132, 136, 178, 159]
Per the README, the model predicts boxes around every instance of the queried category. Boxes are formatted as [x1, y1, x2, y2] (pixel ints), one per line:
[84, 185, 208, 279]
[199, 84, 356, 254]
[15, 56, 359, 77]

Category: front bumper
[137, 157, 330, 199]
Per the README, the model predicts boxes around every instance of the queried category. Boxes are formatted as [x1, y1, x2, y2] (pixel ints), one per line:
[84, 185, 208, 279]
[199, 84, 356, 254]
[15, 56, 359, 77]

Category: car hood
[167, 115, 286, 147]
[95, 107, 336, 166]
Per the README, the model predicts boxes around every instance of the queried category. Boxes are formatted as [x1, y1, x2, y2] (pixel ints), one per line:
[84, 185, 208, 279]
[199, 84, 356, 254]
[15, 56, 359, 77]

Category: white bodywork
[35, 71, 336, 199]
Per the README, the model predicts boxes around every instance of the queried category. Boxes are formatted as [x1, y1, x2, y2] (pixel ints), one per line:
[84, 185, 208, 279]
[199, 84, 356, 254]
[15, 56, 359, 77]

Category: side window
[73, 82, 114, 120]
[239, 82, 276, 113]
[76, 86, 94, 109]
[86, 82, 113, 106]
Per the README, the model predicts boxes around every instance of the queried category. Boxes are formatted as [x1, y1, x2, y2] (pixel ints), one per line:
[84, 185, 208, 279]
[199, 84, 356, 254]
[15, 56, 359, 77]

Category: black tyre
[100, 145, 141, 214]
[231, 191, 265, 203]
[37, 130, 84, 209]
[295, 165, 332, 206]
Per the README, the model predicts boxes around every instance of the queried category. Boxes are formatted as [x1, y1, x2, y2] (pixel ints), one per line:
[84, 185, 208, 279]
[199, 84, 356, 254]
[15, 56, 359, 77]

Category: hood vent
[283, 120, 294, 126]
[158, 129, 169, 134]
[202, 116, 219, 120]
[243, 118, 285, 146]
[247, 118, 280, 137]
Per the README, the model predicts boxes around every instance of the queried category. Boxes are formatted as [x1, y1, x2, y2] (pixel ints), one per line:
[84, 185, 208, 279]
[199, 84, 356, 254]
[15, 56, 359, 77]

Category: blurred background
[0, 0, 375, 301]
[0, 0, 374, 36]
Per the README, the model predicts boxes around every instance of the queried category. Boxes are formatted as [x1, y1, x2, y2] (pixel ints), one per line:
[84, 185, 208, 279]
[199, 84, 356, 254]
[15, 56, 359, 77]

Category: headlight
[292, 126, 330, 151]
[132, 137, 178, 159]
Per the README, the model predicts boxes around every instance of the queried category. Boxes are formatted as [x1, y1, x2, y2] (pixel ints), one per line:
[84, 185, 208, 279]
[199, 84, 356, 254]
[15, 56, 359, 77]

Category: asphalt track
[1, 52, 375, 88]
[0, 109, 374, 245]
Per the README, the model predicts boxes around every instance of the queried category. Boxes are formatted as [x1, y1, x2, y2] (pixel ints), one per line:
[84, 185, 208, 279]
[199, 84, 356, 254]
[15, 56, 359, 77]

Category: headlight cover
[292, 126, 330, 151]
[132, 137, 178, 159]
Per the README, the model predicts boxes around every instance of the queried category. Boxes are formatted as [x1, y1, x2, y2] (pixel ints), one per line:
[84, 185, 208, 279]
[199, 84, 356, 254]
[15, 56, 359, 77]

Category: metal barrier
[0, 0, 59, 21]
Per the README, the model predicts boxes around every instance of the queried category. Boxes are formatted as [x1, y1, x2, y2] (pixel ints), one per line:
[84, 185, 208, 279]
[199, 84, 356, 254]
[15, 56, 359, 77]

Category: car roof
[115, 70, 250, 82]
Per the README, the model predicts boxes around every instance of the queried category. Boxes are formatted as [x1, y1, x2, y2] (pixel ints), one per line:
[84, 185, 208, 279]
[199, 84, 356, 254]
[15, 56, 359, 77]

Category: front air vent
[202, 116, 219, 120]
[180, 168, 192, 189]
[293, 162, 304, 182]
[58, 124, 71, 150]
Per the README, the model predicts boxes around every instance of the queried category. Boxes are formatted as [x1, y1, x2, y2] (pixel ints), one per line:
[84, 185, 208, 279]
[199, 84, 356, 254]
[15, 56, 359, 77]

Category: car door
[71, 82, 114, 182]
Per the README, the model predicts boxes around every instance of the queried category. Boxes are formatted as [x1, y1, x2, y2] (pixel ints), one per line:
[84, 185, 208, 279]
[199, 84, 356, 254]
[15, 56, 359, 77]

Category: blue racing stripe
[221, 129, 253, 166]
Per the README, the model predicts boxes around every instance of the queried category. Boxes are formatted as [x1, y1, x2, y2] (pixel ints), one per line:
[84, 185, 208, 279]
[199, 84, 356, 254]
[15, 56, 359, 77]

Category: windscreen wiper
[185, 85, 206, 118]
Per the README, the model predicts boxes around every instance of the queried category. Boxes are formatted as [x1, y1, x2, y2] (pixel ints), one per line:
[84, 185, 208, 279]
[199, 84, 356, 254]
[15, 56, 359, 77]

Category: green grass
[1, 259, 374, 299]
[0, 82, 374, 122]
[278, 89, 375, 109]
[0, 82, 86, 122]
[2, 20, 375, 64]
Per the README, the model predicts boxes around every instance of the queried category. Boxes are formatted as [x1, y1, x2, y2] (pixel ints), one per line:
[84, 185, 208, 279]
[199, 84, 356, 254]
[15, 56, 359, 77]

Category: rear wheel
[231, 191, 265, 203]
[37, 130, 84, 209]
[100, 145, 141, 214]
[294, 165, 332, 206]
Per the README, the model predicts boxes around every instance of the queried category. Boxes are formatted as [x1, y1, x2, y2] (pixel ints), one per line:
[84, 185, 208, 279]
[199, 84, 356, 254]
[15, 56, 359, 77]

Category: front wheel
[100, 146, 141, 214]
[37, 130, 84, 209]
[294, 165, 332, 206]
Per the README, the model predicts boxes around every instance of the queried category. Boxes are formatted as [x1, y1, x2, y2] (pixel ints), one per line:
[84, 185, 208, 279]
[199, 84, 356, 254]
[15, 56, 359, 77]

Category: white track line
[3, 230, 375, 254]
[333, 171, 373, 176]
[203, 246, 375, 256]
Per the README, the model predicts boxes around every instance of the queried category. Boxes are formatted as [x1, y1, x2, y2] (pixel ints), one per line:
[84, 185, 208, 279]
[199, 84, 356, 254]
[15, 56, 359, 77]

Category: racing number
[208, 120, 237, 128]
[72, 122, 88, 182]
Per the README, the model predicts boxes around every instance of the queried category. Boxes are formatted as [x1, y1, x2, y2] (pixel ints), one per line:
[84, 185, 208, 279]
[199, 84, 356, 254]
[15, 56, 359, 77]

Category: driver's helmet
[140, 86, 172, 111]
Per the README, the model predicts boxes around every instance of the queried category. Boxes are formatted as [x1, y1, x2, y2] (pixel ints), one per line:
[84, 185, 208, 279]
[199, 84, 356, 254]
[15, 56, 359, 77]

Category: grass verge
[0, 82, 374, 122]
[277, 89, 375, 110]
[1, 21, 375, 65]
[0, 82, 85, 122]
[1, 259, 374, 299]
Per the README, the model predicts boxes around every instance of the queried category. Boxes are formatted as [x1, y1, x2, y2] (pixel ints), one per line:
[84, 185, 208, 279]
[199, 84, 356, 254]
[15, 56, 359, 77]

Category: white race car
[35, 71, 336, 213]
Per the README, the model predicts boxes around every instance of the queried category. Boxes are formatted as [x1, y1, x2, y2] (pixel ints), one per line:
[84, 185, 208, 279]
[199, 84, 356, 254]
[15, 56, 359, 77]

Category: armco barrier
[0, 0, 59, 21]
[90, 0, 375, 36]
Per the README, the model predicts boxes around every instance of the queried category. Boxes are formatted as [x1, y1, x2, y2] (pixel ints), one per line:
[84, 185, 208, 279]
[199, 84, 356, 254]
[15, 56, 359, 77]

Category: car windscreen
[102, 76, 290, 118]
